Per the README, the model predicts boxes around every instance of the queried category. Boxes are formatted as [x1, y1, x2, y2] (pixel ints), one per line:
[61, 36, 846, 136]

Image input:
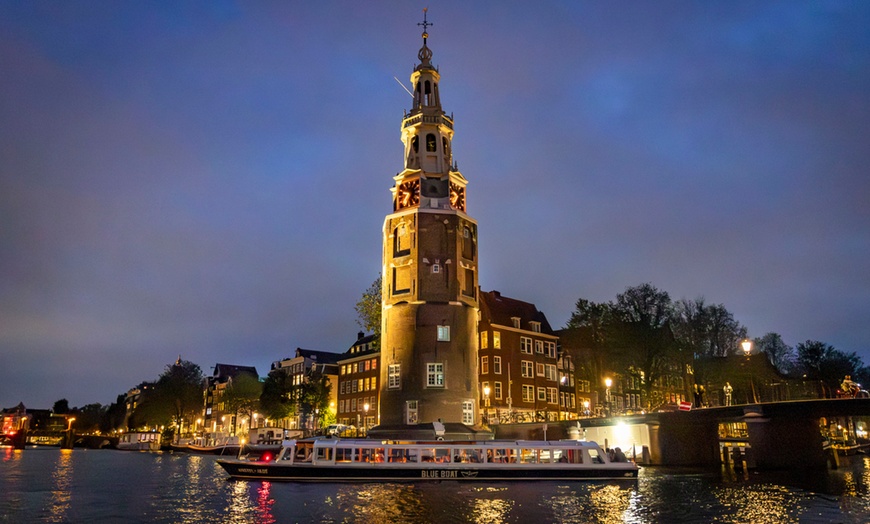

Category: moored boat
[117, 432, 161, 451]
[217, 438, 638, 482]
[242, 427, 303, 455]
[179, 433, 242, 455]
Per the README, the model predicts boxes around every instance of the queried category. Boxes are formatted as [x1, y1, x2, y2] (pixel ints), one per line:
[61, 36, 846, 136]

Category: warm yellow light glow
[483, 385, 491, 397]
[742, 339, 752, 356]
[605, 378, 613, 388]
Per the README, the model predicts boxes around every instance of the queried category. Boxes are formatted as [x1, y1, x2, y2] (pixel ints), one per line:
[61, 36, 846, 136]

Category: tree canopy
[355, 275, 382, 342]
[133, 359, 204, 432]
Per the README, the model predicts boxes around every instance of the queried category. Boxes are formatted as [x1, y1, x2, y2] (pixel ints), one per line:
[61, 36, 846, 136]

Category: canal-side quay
[6, 398, 867, 472]
[492, 398, 870, 470]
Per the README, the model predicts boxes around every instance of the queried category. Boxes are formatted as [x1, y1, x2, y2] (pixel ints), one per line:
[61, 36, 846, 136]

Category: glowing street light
[363, 403, 370, 436]
[604, 378, 613, 417]
[742, 339, 752, 357]
[483, 385, 491, 425]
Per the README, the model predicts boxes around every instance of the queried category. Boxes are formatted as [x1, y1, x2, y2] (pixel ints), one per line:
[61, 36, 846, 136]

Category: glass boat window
[520, 449, 538, 464]
[316, 447, 333, 462]
[587, 448, 605, 464]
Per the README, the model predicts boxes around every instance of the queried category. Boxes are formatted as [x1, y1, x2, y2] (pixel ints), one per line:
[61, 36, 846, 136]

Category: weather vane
[418, 7, 432, 34]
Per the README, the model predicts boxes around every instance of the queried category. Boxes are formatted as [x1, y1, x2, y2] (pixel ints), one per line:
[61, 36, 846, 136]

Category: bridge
[494, 399, 870, 469]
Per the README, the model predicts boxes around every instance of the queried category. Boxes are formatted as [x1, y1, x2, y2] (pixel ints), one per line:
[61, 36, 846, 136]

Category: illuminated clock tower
[379, 14, 480, 427]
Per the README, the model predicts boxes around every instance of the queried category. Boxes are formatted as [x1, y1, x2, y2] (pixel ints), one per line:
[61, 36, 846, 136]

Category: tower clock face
[397, 179, 421, 209]
[449, 183, 466, 211]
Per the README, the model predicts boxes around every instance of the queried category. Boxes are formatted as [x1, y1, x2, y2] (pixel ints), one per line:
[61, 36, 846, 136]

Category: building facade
[378, 22, 480, 426]
[478, 290, 562, 423]
[203, 363, 259, 435]
[270, 348, 340, 431]
[337, 332, 380, 432]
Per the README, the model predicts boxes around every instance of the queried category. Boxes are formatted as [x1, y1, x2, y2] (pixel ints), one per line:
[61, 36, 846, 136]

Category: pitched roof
[212, 363, 259, 379]
[479, 290, 554, 334]
[294, 348, 342, 365]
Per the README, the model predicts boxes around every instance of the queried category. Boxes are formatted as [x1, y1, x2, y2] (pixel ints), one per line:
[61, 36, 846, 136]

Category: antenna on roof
[394, 76, 414, 97]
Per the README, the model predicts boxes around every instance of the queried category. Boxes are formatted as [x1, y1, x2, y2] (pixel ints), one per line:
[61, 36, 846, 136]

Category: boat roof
[301, 438, 601, 448]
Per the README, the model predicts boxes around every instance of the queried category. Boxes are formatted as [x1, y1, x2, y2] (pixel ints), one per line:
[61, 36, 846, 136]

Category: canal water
[2, 447, 869, 523]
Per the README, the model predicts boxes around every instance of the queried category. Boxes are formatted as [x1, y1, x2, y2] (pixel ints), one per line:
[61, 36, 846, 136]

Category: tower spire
[416, 8, 434, 69]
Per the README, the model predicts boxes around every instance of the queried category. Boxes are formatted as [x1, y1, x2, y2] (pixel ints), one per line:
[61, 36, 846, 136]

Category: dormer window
[530, 321, 541, 333]
[511, 317, 521, 329]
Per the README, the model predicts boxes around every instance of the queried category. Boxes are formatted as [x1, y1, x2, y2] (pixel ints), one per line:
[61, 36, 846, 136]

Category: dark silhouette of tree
[296, 365, 332, 432]
[52, 399, 70, 414]
[100, 394, 128, 433]
[564, 298, 613, 394]
[134, 359, 203, 434]
[260, 369, 296, 423]
[222, 373, 262, 434]
[610, 283, 677, 408]
[755, 332, 795, 374]
[673, 298, 747, 357]
[72, 403, 105, 433]
[355, 276, 382, 343]
[796, 340, 864, 397]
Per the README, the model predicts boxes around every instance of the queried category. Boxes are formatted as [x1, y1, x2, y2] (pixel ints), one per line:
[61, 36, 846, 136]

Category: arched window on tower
[426, 133, 437, 152]
[394, 223, 411, 257]
[462, 226, 476, 260]
[424, 80, 432, 105]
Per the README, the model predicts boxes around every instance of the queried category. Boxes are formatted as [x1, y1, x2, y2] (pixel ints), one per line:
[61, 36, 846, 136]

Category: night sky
[2, 1, 868, 409]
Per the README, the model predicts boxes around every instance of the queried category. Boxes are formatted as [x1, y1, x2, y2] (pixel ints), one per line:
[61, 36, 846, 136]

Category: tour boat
[117, 432, 161, 451]
[217, 438, 638, 482]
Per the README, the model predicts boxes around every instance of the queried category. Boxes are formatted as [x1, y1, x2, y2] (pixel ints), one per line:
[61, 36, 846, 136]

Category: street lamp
[741, 339, 758, 403]
[604, 378, 613, 417]
[252, 413, 258, 428]
[363, 403, 370, 435]
[483, 385, 491, 425]
[583, 400, 590, 418]
[66, 417, 76, 431]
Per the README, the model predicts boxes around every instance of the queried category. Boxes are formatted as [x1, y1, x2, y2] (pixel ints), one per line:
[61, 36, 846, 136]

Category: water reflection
[467, 486, 514, 523]
[256, 481, 276, 524]
[337, 483, 428, 523]
[46, 449, 73, 523]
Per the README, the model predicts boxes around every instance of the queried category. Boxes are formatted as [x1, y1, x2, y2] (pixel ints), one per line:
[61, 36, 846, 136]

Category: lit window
[480, 331, 488, 349]
[388, 364, 401, 389]
[520, 337, 532, 354]
[462, 400, 474, 425]
[521, 361, 534, 378]
[522, 385, 534, 402]
[406, 400, 418, 424]
[493, 331, 501, 349]
[427, 363, 445, 387]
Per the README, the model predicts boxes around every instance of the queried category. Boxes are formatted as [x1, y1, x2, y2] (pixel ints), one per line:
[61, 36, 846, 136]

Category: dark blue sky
[2, 1, 869, 408]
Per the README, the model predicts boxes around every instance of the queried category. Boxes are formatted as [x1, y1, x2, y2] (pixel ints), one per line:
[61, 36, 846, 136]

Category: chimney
[357, 331, 365, 340]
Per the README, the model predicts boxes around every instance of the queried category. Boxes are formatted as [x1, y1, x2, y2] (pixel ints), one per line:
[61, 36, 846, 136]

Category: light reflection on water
[46, 449, 72, 523]
[2, 450, 870, 523]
